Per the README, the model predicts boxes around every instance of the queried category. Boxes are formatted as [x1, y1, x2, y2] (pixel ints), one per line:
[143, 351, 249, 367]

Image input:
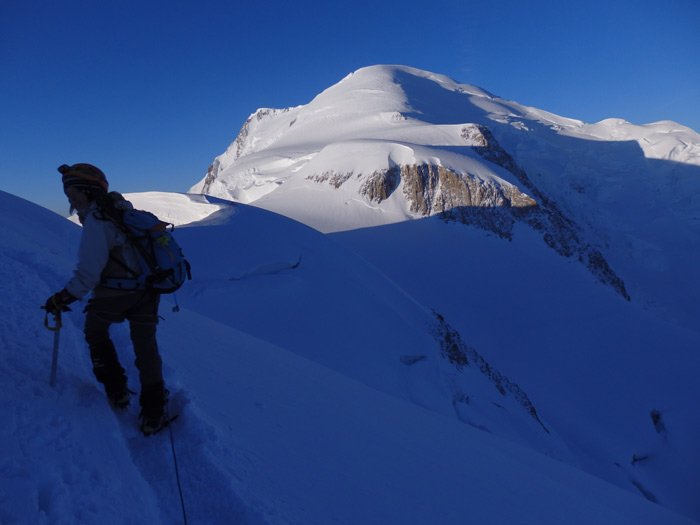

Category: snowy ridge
[67, 191, 233, 227]
[579, 118, 700, 165]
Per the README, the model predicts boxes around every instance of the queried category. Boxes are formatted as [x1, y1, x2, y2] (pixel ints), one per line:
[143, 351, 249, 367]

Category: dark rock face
[399, 163, 536, 214]
[433, 312, 550, 434]
[469, 125, 630, 300]
[361, 167, 401, 203]
[307, 171, 354, 188]
[201, 158, 221, 192]
[356, 162, 535, 241]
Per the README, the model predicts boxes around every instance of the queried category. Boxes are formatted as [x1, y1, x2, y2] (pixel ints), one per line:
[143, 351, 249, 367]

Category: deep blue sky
[2, 0, 699, 214]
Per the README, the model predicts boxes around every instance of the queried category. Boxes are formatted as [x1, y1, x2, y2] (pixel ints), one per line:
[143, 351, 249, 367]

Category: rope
[167, 414, 188, 525]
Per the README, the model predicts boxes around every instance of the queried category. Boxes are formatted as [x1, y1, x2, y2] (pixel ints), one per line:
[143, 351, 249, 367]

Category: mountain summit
[191, 65, 546, 219]
[192, 65, 699, 215]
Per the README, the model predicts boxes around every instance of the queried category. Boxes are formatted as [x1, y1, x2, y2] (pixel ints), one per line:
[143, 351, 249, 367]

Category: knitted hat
[58, 163, 109, 192]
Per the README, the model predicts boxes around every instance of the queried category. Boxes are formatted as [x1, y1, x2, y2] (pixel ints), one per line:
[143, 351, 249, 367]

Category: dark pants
[84, 290, 163, 392]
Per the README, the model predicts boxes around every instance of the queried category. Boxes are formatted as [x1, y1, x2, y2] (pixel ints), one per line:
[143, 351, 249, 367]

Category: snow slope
[154, 194, 561, 456]
[67, 191, 233, 227]
[186, 64, 700, 521]
[336, 214, 700, 521]
[192, 64, 700, 333]
[2, 189, 696, 524]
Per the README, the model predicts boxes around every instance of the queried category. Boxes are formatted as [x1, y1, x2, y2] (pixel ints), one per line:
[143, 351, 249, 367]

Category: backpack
[99, 198, 192, 294]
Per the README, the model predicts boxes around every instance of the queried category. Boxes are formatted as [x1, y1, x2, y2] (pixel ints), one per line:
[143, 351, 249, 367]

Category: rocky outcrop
[467, 125, 630, 300]
[200, 108, 292, 194]
[361, 167, 401, 203]
[400, 164, 537, 239]
[306, 161, 535, 242]
[307, 171, 354, 188]
[460, 124, 490, 146]
[400, 164, 536, 213]
[352, 163, 538, 239]
[433, 312, 550, 434]
[200, 158, 221, 193]
[233, 108, 290, 161]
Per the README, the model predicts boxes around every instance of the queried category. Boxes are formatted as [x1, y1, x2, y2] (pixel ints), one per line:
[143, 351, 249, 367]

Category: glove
[43, 289, 77, 315]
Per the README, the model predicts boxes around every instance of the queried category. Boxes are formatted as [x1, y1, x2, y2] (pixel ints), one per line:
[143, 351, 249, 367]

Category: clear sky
[2, 0, 699, 214]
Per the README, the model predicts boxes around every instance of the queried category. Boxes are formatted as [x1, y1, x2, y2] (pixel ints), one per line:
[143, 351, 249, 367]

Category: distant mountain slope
[335, 211, 700, 521]
[192, 64, 700, 330]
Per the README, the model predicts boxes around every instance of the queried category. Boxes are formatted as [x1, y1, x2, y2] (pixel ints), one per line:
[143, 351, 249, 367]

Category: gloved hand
[43, 289, 77, 315]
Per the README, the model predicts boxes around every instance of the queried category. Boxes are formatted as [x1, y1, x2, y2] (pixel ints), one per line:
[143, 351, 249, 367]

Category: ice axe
[43, 306, 70, 388]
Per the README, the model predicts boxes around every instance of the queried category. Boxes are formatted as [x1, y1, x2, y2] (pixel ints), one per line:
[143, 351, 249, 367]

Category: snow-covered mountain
[187, 65, 700, 521]
[192, 64, 700, 329]
[7, 189, 697, 524]
[3, 65, 698, 525]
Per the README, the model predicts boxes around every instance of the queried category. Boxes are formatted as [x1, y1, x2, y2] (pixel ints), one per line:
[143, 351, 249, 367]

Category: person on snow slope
[43, 163, 169, 436]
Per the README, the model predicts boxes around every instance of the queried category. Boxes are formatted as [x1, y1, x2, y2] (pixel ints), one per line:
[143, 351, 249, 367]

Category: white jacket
[65, 202, 141, 299]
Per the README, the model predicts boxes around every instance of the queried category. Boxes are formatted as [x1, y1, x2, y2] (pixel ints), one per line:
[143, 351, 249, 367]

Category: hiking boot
[105, 383, 131, 410]
[139, 382, 169, 436]
[139, 413, 171, 436]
